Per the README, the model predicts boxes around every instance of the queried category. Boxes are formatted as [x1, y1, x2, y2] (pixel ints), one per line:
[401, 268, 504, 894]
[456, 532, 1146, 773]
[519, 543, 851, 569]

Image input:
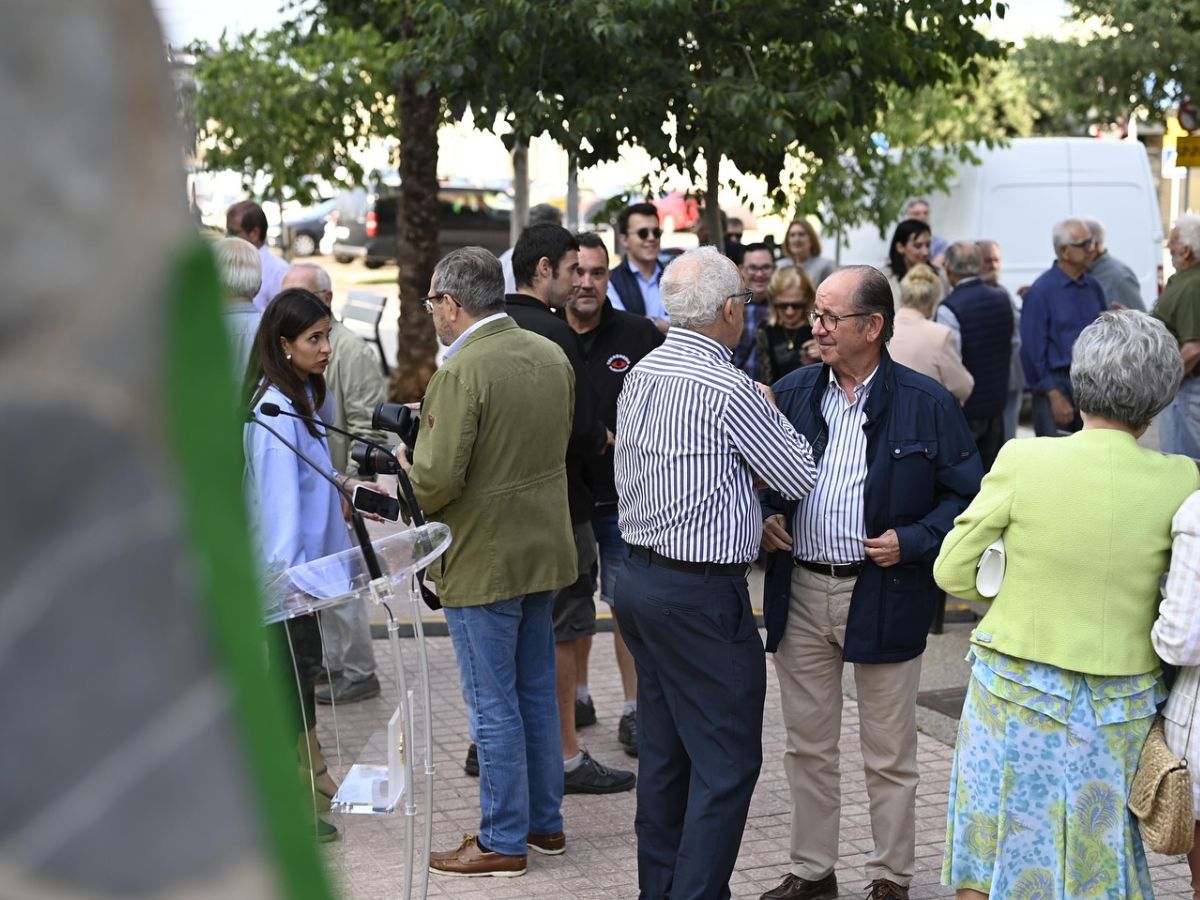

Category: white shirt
[253, 244, 291, 312]
[793, 367, 878, 564]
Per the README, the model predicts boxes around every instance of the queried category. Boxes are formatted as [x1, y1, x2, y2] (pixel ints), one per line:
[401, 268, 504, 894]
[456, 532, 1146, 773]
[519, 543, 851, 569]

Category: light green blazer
[408, 316, 577, 607]
[934, 429, 1199, 675]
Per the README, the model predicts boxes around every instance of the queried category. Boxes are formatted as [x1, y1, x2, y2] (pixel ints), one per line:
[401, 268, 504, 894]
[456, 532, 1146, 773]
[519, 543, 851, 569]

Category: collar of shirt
[665, 326, 733, 362]
[444, 312, 508, 360]
[626, 258, 663, 286]
[1049, 262, 1092, 288]
[826, 363, 879, 404]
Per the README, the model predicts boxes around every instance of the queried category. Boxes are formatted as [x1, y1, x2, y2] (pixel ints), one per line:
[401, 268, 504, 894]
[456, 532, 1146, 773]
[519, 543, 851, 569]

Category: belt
[627, 545, 749, 578]
[795, 559, 864, 578]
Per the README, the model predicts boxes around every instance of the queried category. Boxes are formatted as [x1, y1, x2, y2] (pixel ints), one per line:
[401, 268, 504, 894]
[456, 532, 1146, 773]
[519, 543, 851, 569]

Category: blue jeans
[1030, 371, 1082, 437]
[1160, 376, 1200, 459]
[592, 508, 625, 604]
[444, 592, 563, 855]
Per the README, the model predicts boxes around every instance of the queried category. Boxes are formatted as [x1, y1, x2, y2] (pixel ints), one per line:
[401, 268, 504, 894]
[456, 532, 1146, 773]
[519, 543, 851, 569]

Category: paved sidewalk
[316, 620, 1194, 899]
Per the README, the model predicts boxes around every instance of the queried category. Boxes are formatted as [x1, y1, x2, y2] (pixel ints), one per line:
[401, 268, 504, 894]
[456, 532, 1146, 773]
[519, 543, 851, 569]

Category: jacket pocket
[888, 439, 938, 519]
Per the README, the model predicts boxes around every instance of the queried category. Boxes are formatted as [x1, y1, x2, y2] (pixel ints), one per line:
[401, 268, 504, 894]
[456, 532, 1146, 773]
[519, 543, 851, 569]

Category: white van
[831, 138, 1163, 306]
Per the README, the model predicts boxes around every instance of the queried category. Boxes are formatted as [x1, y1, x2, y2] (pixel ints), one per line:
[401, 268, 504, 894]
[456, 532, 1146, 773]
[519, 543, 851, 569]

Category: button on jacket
[762, 349, 982, 662]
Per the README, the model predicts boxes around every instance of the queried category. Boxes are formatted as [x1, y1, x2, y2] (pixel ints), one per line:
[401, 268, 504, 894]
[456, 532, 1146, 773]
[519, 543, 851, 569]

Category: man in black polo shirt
[507, 224, 636, 795]
[564, 231, 663, 757]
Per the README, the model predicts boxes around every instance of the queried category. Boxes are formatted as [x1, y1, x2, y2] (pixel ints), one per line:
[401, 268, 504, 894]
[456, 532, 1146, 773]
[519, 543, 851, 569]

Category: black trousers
[267, 613, 321, 737]
[967, 413, 1005, 474]
[614, 552, 765, 900]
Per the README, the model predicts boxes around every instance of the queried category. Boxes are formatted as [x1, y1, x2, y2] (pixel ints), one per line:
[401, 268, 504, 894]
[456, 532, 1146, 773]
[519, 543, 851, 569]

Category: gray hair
[1175, 214, 1200, 257]
[944, 241, 982, 278]
[898, 263, 943, 314]
[214, 237, 261, 299]
[527, 203, 563, 228]
[285, 262, 332, 294]
[1071, 311, 1182, 429]
[1052, 218, 1086, 252]
[432, 246, 505, 316]
[1081, 217, 1106, 251]
[901, 196, 930, 218]
[661, 245, 741, 329]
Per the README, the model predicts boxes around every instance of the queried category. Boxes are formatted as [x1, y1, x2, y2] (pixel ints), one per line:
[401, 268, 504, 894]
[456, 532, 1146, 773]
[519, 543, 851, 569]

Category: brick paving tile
[318, 628, 1194, 899]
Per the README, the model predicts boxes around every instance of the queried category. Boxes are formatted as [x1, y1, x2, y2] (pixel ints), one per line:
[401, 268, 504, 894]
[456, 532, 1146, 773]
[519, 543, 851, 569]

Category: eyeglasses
[774, 302, 806, 311]
[422, 292, 461, 314]
[1065, 237, 1095, 249]
[809, 310, 873, 331]
[627, 227, 663, 240]
[726, 288, 754, 305]
[744, 263, 776, 275]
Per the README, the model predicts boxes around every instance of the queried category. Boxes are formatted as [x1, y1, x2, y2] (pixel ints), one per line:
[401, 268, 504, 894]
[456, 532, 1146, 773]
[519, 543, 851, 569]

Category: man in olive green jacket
[399, 246, 576, 878]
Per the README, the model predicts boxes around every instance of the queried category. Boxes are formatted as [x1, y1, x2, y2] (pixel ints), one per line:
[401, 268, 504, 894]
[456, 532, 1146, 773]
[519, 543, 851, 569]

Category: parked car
[279, 197, 337, 257]
[332, 184, 512, 267]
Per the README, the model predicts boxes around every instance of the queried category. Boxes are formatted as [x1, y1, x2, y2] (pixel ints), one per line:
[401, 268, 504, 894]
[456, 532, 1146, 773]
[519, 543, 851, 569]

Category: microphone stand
[259, 403, 427, 529]
[249, 412, 428, 900]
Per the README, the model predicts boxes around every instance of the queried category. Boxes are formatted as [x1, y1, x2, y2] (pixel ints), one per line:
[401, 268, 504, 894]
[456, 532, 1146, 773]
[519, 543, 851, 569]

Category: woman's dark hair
[243, 288, 332, 438]
[887, 218, 932, 279]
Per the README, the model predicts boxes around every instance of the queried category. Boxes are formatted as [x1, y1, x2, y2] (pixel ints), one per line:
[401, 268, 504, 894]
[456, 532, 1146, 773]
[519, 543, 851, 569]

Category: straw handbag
[1129, 714, 1196, 855]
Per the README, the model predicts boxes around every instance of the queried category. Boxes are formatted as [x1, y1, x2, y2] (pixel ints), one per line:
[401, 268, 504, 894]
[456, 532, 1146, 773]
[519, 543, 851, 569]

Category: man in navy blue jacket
[757, 266, 981, 900]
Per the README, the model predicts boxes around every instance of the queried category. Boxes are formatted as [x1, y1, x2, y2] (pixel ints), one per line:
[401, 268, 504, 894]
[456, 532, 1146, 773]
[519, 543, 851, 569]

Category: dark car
[332, 184, 512, 267]
[278, 197, 337, 257]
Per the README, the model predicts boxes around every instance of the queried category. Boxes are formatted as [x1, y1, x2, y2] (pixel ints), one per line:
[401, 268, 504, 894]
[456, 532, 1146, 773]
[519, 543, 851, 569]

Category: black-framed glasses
[422, 292, 461, 314]
[727, 288, 754, 305]
[774, 302, 806, 311]
[744, 263, 776, 275]
[627, 227, 663, 240]
[809, 310, 873, 331]
[1066, 237, 1095, 249]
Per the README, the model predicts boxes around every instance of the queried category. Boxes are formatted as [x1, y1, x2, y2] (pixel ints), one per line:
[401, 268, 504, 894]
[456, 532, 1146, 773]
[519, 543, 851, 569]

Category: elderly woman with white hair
[887, 263, 974, 405]
[934, 310, 1200, 899]
[213, 236, 263, 375]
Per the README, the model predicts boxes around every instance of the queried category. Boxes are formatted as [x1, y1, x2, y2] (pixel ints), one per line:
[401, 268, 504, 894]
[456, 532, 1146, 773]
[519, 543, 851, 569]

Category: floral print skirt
[942, 647, 1164, 899]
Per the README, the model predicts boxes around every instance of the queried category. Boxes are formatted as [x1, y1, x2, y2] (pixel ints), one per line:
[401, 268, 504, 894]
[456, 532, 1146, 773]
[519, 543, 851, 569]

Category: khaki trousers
[772, 565, 922, 886]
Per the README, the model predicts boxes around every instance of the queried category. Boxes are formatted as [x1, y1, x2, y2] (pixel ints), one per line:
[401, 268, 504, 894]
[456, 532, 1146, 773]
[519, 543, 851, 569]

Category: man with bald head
[760, 266, 980, 900]
[281, 262, 387, 704]
[1019, 218, 1107, 436]
[614, 245, 817, 899]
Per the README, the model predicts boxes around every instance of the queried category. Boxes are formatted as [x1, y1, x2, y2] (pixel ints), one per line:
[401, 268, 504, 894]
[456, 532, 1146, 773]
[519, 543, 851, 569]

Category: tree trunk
[388, 77, 440, 403]
[510, 142, 529, 245]
[567, 153, 579, 231]
[704, 151, 723, 254]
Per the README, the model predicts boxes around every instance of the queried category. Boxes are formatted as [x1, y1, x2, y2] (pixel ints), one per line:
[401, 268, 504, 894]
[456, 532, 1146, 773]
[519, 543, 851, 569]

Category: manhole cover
[916, 686, 968, 719]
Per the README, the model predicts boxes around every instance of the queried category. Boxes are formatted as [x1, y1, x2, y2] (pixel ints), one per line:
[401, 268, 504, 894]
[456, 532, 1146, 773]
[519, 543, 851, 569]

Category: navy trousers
[614, 552, 766, 900]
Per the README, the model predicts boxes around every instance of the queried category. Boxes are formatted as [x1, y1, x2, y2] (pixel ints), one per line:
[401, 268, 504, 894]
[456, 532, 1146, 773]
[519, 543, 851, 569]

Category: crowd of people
[217, 191, 1200, 899]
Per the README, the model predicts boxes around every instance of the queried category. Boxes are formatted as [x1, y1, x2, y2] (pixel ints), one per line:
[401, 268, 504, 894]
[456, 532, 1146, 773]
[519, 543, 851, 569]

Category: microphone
[256, 402, 427, 529]
[259, 402, 396, 457]
[248, 414, 383, 581]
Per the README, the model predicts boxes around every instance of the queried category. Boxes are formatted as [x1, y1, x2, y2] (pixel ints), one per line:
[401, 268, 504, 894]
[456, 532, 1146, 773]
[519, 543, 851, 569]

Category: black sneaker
[464, 743, 479, 777]
[315, 673, 381, 705]
[618, 710, 638, 757]
[563, 749, 635, 794]
[575, 696, 597, 728]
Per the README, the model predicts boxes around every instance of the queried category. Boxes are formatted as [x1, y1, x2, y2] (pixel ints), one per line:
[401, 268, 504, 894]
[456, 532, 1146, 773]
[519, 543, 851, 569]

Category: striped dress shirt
[793, 368, 877, 564]
[615, 327, 817, 563]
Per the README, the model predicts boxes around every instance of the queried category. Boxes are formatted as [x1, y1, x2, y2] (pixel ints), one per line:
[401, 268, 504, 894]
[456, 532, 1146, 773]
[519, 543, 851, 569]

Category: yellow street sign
[1179, 135, 1200, 168]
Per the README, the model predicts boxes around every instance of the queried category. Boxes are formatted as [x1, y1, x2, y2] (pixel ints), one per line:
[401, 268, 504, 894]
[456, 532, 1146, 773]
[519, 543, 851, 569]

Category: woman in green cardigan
[934, 310, 1200, 900]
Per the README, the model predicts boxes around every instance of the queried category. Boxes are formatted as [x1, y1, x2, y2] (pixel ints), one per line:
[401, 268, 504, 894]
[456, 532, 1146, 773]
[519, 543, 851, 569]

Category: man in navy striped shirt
[613, 245, 818, 900]
[758, 266, 981, 900]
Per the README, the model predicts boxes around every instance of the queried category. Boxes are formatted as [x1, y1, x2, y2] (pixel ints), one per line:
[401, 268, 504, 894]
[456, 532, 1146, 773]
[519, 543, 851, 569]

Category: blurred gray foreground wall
[0, 2, 278, 896]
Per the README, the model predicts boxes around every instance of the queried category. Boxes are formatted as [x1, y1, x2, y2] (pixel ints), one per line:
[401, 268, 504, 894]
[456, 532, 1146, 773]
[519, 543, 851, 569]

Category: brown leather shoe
[526, 831, 566, 856]
[428, 834, 526, 877]
[761, 872, 837, 900]
[866, 879, 908, 899]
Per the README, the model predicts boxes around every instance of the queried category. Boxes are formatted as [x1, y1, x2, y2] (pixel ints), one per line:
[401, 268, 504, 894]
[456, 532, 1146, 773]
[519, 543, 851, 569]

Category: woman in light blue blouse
[243, 288, 368, 842]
